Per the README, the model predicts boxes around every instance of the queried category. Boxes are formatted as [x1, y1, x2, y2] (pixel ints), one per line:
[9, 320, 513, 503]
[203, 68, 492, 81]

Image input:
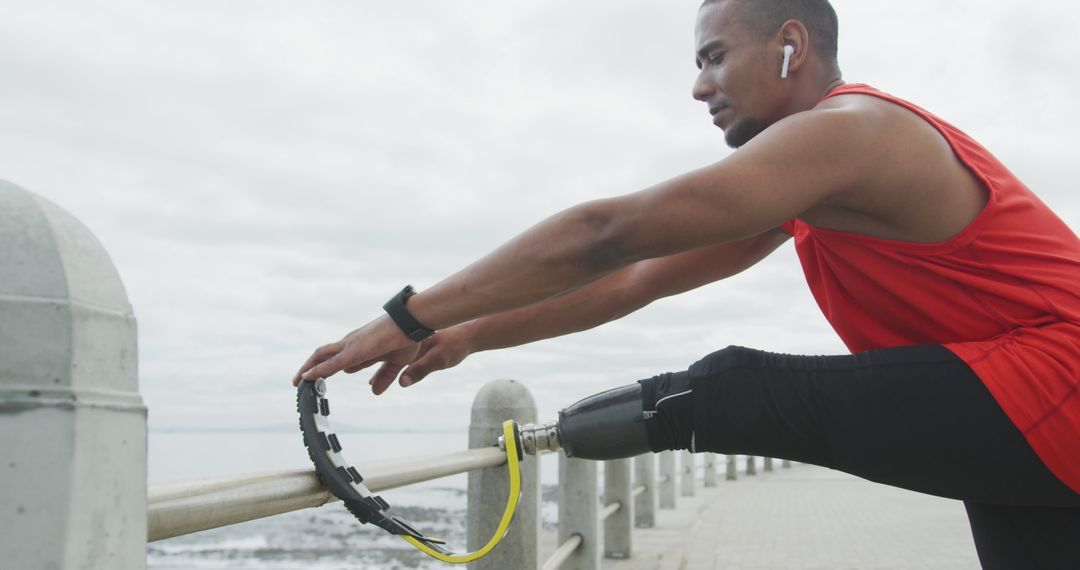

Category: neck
[785, 63, 844, 113]
[818, 73, 846, 99]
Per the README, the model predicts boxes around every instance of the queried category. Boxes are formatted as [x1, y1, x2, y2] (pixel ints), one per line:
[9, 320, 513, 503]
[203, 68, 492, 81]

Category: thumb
[401, 352, 443, 387]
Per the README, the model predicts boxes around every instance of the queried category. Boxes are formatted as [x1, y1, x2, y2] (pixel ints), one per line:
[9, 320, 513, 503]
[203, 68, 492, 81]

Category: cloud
[0, 0, 1074, 434]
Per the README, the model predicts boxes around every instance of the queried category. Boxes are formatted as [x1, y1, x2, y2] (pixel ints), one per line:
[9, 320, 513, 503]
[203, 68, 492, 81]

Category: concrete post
[558, 455, 600, 570]
[633, 454, 656, 528]
[764, 457, 774, 472]
[746, 456, 757, 476]
[680, 451, 695, 497]
[0, 181, 146, 569]
[703, 453, 718, 487]
[468, 379, 539, 570]
[783, 460, 793, 468]
[658, 451, 677, 509]
[726, 454, 737, 481]
[603, 459, 633, 559]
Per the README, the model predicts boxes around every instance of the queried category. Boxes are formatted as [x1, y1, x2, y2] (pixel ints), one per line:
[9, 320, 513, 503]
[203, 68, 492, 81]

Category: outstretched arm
[463, 229, 790, 352]
[294, 105, 872, 385]
[377, 229, 790, 393]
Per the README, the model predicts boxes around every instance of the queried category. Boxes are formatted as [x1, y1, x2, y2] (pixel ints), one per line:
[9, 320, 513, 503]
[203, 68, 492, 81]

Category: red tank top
[780, 84, 1080, 493]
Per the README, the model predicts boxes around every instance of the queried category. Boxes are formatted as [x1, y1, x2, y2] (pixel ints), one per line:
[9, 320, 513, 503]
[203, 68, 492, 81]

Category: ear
[777, 19, 810, 76]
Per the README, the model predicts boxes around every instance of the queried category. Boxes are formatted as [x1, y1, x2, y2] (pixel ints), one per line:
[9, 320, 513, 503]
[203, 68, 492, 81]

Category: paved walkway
[542, 463, 980, 569]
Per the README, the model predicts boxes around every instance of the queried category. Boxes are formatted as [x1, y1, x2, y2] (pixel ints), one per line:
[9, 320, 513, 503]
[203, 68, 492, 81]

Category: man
[295, 0, 1080, 566]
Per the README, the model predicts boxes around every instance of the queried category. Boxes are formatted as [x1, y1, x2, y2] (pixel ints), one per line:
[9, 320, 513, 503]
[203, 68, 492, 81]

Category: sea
[146, 429, 564, 570]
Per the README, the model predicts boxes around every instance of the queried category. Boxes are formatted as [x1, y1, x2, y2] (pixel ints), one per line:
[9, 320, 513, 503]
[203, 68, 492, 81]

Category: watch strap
[383, 286, 436, 342]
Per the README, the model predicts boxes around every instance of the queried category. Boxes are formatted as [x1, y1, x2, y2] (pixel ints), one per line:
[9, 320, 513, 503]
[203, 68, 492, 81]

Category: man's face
[692, 1, 781, 148]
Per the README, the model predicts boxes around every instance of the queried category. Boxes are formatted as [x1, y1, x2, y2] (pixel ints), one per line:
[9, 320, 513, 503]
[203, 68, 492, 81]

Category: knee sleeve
[640, 345, 750, 453]
[556, 346, 751, 459]
[556, 372, 695, 459]
[639, 371, 695, 452]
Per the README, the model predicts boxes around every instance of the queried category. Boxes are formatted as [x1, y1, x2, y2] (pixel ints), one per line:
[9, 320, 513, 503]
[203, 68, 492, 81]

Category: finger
[370, 362, 405, 396]
[292, 342, 344, 386]
[301, 352, 351, 382]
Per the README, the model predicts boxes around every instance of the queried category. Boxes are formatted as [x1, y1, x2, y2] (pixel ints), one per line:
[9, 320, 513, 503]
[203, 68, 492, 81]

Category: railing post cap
[470, 379, 536, 419]
[0, 179, 135, 391]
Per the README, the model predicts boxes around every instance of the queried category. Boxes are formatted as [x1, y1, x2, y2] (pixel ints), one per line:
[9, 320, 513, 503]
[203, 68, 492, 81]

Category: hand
[389, 326, 474, 392]
[292, 315, 418, 389]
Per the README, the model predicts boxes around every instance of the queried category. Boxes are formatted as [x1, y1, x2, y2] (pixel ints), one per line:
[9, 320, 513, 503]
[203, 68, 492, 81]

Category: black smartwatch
[383, 285, 436, 342]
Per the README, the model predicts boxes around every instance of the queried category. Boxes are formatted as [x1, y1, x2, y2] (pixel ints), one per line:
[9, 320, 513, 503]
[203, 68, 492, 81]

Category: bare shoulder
[732, 94, 905, 187]
[789, 92, 989, 243]
[814, 92, 943, 142]
[799, 92, 938, 161]
[606, 88, 986, 258]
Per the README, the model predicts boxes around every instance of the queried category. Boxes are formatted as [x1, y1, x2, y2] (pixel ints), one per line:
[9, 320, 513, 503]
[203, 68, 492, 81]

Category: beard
[723, 116, 768, 149]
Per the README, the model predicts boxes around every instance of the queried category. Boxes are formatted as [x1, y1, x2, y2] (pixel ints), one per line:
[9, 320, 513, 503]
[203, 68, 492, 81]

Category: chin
[723, 117, 766, 149]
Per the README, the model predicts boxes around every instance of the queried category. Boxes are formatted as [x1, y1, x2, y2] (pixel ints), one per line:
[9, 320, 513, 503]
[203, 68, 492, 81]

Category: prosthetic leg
[500, 371, 694, 459]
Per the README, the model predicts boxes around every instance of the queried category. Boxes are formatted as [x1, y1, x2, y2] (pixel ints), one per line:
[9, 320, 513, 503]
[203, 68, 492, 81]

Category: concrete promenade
[542, 463, 981, 570]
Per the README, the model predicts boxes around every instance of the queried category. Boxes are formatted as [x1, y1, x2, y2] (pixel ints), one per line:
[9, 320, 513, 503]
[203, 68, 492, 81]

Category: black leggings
[639, 344, 1080, 569]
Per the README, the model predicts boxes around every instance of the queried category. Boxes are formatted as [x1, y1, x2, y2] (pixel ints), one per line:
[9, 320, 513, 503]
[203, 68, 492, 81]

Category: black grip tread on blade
[298, 380, 450, 547]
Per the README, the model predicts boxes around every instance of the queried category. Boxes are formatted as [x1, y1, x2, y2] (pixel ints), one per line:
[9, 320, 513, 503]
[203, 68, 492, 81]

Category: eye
[707, 51, 725, 65]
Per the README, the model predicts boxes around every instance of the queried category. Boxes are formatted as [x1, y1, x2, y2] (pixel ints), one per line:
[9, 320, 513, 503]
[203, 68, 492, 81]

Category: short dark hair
[702, 0, 839, 60]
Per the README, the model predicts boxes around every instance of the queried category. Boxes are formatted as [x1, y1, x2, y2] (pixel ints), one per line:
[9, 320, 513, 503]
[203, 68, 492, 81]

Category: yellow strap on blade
[400, 420, 522, 564]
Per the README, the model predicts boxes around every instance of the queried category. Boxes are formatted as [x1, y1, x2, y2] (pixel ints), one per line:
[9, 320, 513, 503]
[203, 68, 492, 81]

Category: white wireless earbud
[781, 45, 795, 79]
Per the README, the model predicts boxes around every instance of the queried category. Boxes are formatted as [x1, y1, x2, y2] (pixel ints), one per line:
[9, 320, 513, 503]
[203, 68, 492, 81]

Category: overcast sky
[1, 0, 1076, 433]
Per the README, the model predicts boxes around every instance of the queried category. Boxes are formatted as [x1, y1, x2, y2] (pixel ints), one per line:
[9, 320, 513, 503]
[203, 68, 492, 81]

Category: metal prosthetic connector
[499, 421, 561, 455]
[497, 382, 652, 460]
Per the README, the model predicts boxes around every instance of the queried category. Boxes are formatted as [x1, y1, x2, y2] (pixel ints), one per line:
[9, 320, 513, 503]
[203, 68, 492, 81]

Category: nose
[691, 69, 714, 102]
